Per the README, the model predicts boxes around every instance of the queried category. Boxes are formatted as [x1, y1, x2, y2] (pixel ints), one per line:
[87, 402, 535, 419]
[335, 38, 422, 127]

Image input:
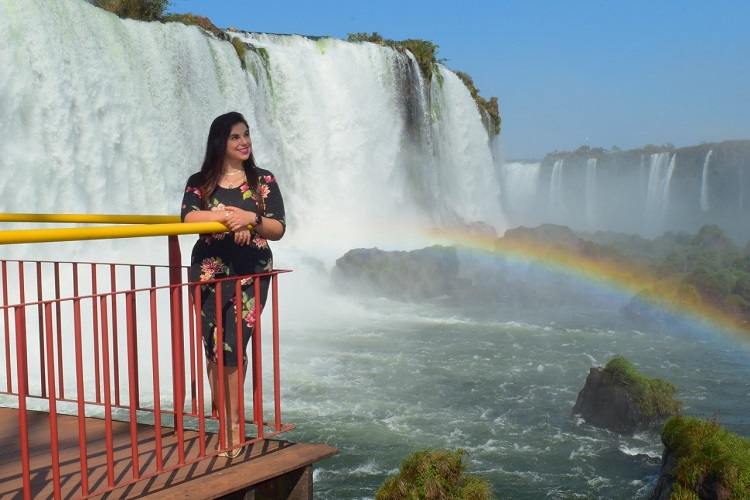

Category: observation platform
[0, 407, 337, 499]
[0, 213, 339, 499]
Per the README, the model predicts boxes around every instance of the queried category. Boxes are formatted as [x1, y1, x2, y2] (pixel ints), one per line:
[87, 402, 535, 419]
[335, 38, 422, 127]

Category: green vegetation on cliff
[643, 225, 750, 330]
[161, 12, 224, 37]
[661, 415, 750, 498]
[90, 0, 171, 21]
[347, 32, 440, 81]
[455, 71, 501, 135]
[347, 32, 501, 136]
[604, 355, 682, 417]
[376, 449, 492, 500]
[91, 1, 250, 65]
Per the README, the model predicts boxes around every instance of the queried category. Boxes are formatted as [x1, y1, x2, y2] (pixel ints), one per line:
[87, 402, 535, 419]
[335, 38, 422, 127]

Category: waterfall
[638, 154, 651, 212]
[644, 152, 675, 236]
[0, 0, 504, 268]
[700, 149, 713, 212]
[499, 161, 541, 225]
[549, 160, 565, 221]
[585, 158, 597, 226]
[663, 153, 677, 209]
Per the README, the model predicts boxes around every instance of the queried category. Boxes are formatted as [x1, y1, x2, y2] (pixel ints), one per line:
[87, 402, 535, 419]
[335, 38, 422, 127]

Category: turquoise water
[275, 294, 750, 499]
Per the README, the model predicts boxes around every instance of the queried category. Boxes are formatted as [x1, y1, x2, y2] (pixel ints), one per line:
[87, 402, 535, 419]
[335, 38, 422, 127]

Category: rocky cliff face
[651, 447, 735, 500]
[331, 246, 462, 301]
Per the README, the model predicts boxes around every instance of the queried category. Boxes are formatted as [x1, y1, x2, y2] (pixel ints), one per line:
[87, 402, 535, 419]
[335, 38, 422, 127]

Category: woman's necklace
[225, 173, 245, 189]
[222, 169, 245, 188]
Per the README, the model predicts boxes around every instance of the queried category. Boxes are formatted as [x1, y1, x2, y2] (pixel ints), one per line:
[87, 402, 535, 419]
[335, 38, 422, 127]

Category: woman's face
[225, 122, 252, 165]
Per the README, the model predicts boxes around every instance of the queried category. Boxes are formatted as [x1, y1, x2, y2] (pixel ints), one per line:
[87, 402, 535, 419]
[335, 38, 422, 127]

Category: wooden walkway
[0, 408, 338, 499]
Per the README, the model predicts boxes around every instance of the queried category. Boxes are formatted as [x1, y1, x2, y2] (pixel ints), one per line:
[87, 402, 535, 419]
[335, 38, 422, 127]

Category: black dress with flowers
[180, 168, 285, 367]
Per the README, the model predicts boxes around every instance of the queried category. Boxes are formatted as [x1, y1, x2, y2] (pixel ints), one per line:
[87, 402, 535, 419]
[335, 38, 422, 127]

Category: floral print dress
[180, 168, 286, 367]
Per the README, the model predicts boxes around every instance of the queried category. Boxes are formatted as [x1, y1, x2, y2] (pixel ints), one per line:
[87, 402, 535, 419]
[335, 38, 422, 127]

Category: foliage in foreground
[662, 415, 750, 498]
[376, 449, 492, 500]
[604, 355, 682, 418]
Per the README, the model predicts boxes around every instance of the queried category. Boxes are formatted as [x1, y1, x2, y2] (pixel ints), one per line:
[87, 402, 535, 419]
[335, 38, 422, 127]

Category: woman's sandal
[218, 426, 245, 458]
[224, 445, 245, 459]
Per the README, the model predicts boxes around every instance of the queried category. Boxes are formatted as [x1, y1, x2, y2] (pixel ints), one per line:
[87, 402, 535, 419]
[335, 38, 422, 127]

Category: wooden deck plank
[0, 408, 337, 499]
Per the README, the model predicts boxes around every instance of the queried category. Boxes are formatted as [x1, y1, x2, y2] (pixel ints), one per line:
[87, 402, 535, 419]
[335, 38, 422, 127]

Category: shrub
[683, 267, 734, 304]
[376, 449, 492, 499]
[605, 355, 682, 417]
[347, 32, 386, 44]
[455, 71, 501, 135]
[662, 416, 750, 497]
[161, 13, 224, 38]
[692, 224, 735, 252]
[347, 33, 440, 82]
[734, 273, 750, 302]
[397, 39, 440, 81]
[90, 0, 171, 21]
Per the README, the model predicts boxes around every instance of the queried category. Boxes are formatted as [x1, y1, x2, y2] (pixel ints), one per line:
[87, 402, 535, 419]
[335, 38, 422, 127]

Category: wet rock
[572, 366, 673, 434]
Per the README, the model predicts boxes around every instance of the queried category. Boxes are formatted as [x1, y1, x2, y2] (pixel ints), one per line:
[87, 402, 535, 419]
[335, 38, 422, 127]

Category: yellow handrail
[0, 213, 180, 224]
[0, 213, 238, 245]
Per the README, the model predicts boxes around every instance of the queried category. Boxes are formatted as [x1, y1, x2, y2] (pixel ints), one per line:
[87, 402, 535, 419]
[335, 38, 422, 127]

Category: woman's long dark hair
[199, 111, 264, 213]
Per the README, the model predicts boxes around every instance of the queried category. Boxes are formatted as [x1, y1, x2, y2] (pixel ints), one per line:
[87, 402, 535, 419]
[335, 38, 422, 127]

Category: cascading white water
[663, 154, 677, 210]
[499, 161, 541, 226]
[230, 31, 504, 261]
[700, 149, 713, 212]
[645, 153, 668, 216]
[644, 152, 674, 236]
[549, 159, 565, 222]
[0, 0, 504, 271]
[639, 154, 648, 193]
[585, 158, 597, 227]
[0, 0, 511, 413]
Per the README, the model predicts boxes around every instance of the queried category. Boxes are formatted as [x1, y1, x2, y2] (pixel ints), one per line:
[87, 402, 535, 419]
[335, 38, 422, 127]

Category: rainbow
[425, 227, 750, 341]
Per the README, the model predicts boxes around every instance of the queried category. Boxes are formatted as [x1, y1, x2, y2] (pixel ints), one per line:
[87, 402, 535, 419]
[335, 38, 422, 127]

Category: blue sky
[172, 0, 750, 159]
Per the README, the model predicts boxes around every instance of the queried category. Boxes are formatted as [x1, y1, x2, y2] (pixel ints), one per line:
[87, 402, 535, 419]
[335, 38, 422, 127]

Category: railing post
[272, 274, 282, 431]
[2, 261, 12, 393]
[18, 263, 32, 398]
[14, 306, 31, 499]
[168, 236, 185, 438]
[252, 278, 263, 439]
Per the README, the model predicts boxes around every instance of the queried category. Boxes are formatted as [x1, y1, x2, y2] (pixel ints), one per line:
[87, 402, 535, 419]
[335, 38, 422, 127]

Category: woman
[180, 111, 286, 458]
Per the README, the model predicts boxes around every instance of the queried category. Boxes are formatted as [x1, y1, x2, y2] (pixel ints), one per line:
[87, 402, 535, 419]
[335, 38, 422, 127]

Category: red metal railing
[0, 242, 294, 498]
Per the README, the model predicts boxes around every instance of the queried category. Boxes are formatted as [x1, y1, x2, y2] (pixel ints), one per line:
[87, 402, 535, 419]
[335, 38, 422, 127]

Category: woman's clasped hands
[225, 206, 254, 246]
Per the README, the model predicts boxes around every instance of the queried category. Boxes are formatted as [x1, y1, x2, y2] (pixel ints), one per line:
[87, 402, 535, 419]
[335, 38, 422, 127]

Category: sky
[171, 0, 750, 160]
